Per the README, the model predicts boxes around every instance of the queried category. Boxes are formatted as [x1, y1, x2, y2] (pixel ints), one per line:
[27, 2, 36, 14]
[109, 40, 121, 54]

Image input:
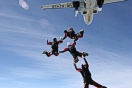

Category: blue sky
[0, 0, 132, 88]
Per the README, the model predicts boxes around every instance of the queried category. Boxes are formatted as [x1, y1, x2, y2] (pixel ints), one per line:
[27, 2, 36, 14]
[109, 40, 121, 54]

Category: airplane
[41, 0, 127, 25]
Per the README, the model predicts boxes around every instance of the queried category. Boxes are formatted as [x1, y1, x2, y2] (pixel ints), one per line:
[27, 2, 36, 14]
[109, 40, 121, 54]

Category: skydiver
[42, 38, 63, 57]
[97, 0, 104, 11]
[61, 28, 84, 42]
[73, 1, 80, 17]
[59, 42, 88, 63]
[73, 58, 107, 88]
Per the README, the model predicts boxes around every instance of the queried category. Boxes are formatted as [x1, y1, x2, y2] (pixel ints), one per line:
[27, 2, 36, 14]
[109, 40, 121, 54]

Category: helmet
[68, 28, 73, 31]
[53, 38, 57, 42]
[67, 42, 71, 46]
[67, 28, 75, 34]
[64, 30, 67, 33]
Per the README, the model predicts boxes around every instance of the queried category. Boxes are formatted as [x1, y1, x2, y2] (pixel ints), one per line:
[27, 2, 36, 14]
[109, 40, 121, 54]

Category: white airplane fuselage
[81, 0, 97, 25]
[41, 0, 126, 25]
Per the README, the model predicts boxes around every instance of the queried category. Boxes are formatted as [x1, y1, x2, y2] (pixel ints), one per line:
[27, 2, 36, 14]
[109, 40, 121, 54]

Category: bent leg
[48, 52, 52, 57]
[76, 51, 82, 57]
[72, 54, 79, 63]
[42, 50, 51, 57]
[78, 52, 89, 58]
[78, 29, 84, 38]
[54, 52, 59, 56]
[92, 80, 104, 88]
[84, 83, 89, 88]
[52, 49, 59, 56]
[45, 52, 51, 57]
[74, 36, 78, 42]
[73, 34, 78, 42]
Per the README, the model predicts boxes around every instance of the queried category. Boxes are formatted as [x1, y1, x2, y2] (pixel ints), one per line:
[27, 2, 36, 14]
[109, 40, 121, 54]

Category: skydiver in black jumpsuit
[42, 38, 63, 57]
[59, 42, 88, 63]
[97, 0, 104, 8]
[74, 58, 107, 88]
[62, 28, 84, 42]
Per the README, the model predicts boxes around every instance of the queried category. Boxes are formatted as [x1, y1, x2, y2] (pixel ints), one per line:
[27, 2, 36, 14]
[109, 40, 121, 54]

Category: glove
[46, 39, 48, 44]
[60, 36, 63, 40]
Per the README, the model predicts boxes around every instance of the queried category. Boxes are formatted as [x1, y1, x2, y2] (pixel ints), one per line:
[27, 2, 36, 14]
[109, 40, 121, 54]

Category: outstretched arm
[83, 58, 89, 67]
[73, 63, 77, 70]
[46, 39, 52, 45]
[58, 40, 63, 44]
[62, 33, 67, 40]
[59, 51, 65, 53]
[59, 48, 68, 53]
[73, 63, 81, 72]
[83, 58, 88, 64]
[46, 39, 48, 44]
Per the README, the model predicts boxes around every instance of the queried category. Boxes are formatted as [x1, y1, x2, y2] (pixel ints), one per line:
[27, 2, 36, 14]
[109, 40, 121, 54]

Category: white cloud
[4, 55, 74, 79]
[19, 0, 29, 10]
[0, 77, 10, 80]
[39, 18, 50, 28]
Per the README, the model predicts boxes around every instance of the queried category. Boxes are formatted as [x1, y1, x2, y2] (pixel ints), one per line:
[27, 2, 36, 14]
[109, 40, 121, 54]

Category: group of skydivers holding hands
[42, 28, 107, 88]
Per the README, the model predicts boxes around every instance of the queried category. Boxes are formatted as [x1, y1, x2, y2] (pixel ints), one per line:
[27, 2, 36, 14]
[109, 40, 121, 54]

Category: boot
[79, 29, 84, 33]
[74, 58, 79, 63]
[42, 50, 47, 54]
[82, 52, 89, 57]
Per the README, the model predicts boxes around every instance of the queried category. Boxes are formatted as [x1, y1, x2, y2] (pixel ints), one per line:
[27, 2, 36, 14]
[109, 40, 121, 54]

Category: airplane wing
[104, 0, 127, 4]
[41, 2, 74, 10]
